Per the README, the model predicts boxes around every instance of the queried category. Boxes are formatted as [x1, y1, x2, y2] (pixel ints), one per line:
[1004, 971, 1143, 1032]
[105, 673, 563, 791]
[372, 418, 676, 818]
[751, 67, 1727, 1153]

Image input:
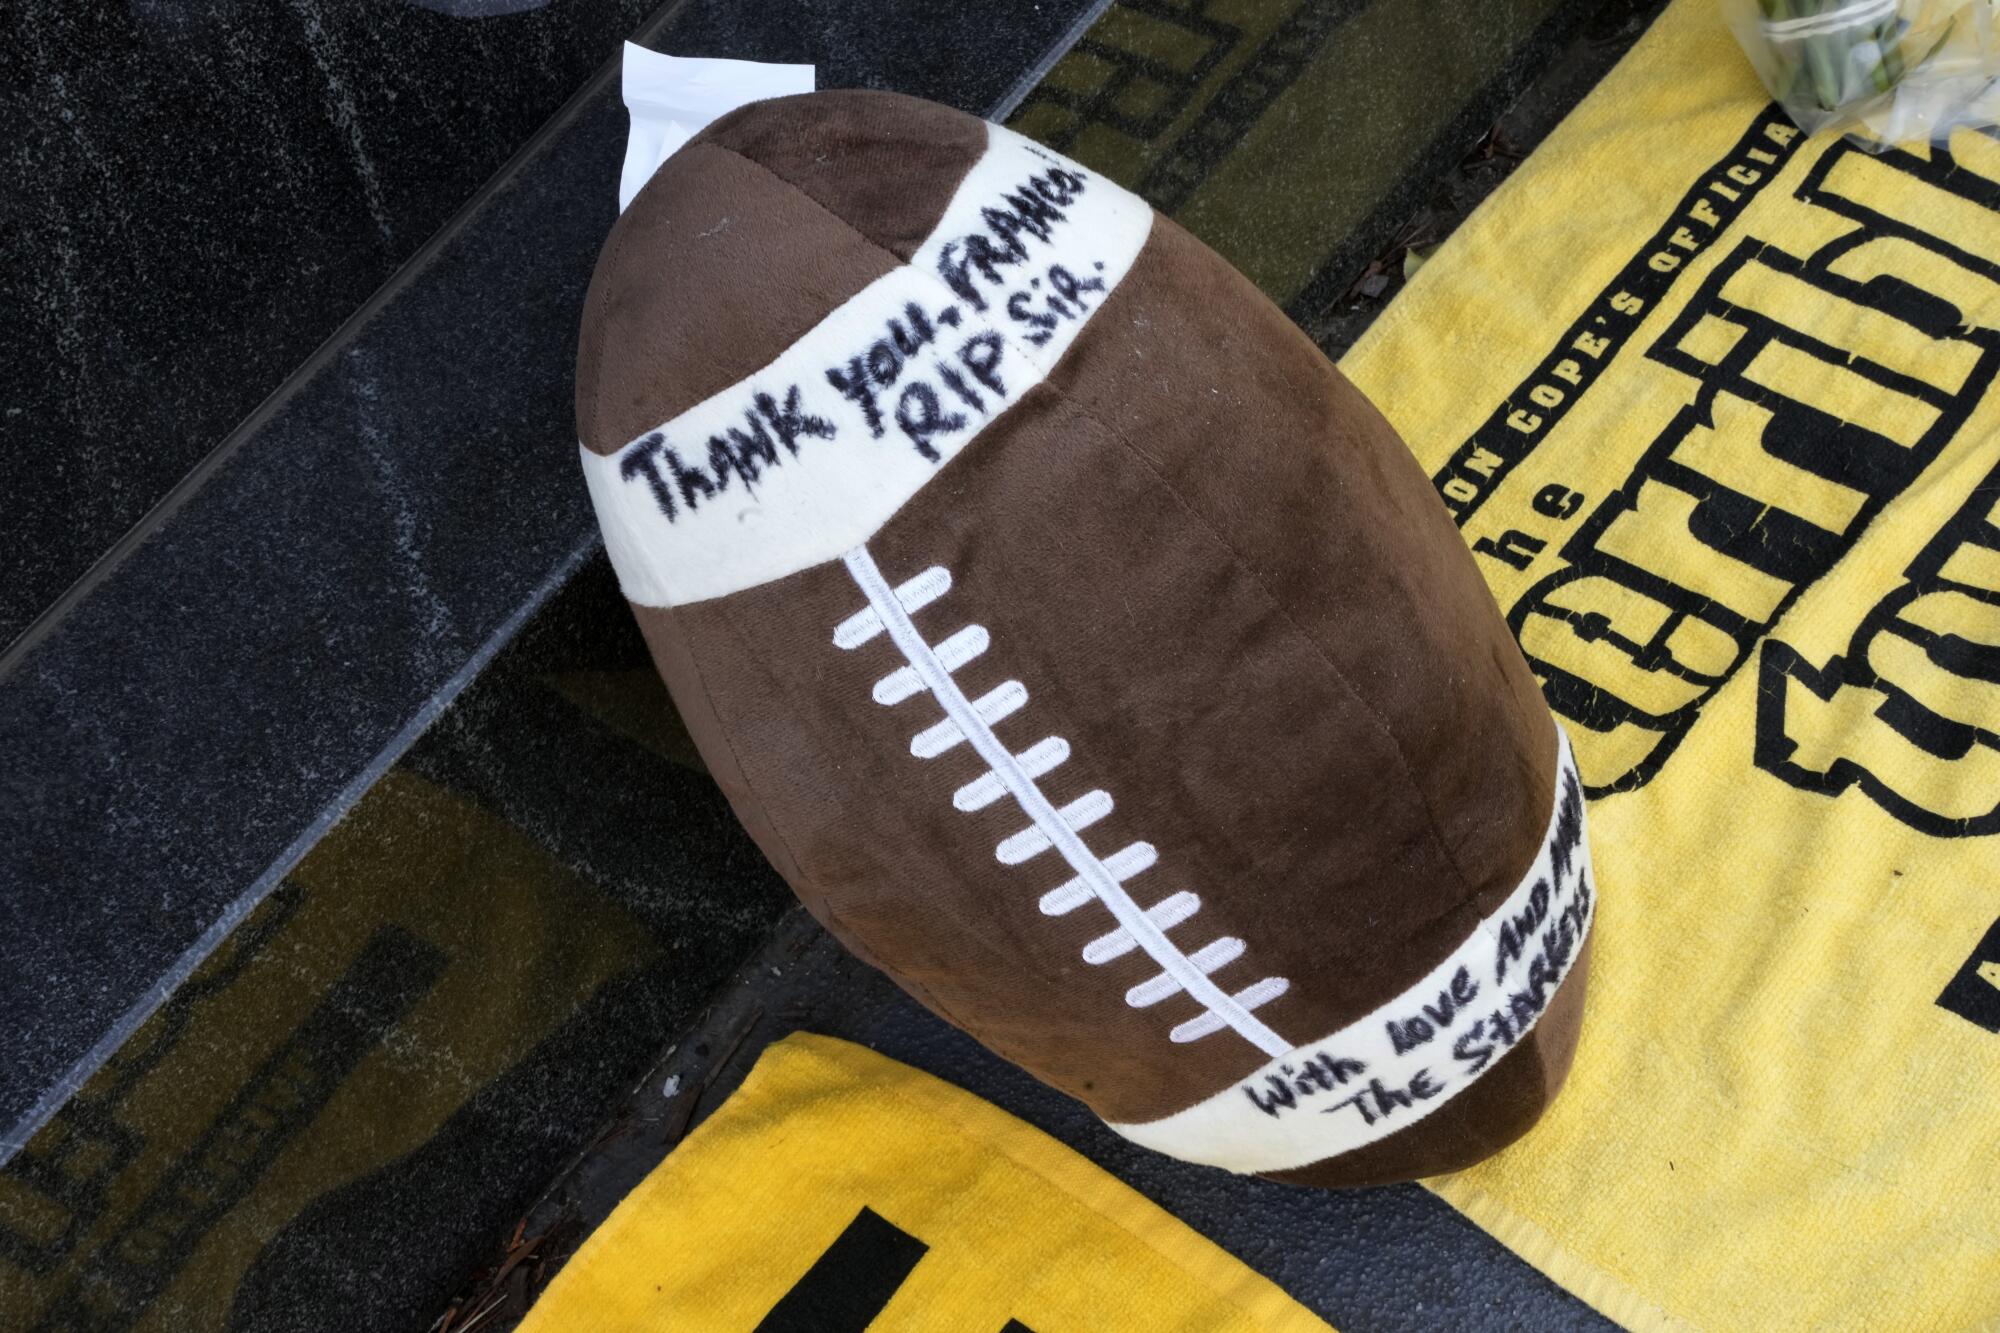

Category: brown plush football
[573, 90, 1593, 1187]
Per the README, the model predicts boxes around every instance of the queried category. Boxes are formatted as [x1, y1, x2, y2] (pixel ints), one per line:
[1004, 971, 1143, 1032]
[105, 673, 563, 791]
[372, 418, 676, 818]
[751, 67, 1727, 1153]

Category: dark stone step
[0, 5, 1108, 1328]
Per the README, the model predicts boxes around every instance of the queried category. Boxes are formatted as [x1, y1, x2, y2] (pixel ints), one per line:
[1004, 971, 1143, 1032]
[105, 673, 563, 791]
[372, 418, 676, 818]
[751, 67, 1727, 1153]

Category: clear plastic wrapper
[1723, 0, 2000, 145]
[617, 45, 815, 213]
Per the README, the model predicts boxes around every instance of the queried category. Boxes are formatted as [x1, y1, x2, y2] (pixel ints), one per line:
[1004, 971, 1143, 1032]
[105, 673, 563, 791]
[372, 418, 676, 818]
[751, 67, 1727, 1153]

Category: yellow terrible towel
[517, 1034, 1330, 1332]
[1342, 0, 2000, 1328]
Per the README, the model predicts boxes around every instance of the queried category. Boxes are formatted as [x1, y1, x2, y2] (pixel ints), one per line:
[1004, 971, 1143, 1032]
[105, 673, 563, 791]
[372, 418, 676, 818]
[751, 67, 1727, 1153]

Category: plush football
[574, 91, 1594, 1187]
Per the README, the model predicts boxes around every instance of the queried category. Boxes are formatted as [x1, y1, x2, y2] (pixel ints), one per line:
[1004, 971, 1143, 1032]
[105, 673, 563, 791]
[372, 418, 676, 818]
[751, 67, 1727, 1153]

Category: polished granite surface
[2, 2, 1104, 1326]
[1, 560, 789, 1330]
[6, 0, 656, 650]
[1, 0, 1105, 1158]
[2, 0, 1666, 1326]
[5, 0, 1095, 653]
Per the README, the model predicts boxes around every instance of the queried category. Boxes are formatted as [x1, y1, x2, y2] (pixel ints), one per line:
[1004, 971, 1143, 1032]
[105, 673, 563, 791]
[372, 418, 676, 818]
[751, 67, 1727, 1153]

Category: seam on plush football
[685, 130, 1497, 938]
[707, 139, 912, 278]
[1039, 379, 1488, 914]
[578, 175, 643, 453]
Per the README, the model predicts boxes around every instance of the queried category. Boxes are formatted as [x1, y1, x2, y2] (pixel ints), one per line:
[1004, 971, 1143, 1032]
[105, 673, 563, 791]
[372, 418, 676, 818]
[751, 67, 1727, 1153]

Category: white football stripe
[995, 789, 1113, 865]
[1082, 891, 1200, 964]
[1111, 729, 1594, 1174]
[1126, 937, 1244, 1008]
[1039, 840, 1155, 916]
[910, 716, 964, 759]
[872, 624, 989, 704]
[584, 124, 1155, 608]
[932, 623, 990, 670]
[872, 666, 925, 706]
[911, 680, 1027, 758]
[834, 566, 950, 649]
[1168, 977, 1291, 1044]
[955, 736, 1069, 812]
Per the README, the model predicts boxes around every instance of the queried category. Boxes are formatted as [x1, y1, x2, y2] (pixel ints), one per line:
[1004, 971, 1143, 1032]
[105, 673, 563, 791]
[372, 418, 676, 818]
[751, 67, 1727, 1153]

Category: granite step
[0, 4, 1107, 1328]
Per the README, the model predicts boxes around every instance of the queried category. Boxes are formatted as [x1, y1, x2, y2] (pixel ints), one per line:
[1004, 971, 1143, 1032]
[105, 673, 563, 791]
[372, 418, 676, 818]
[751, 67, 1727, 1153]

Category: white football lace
[835, 543, 1293, 1056]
